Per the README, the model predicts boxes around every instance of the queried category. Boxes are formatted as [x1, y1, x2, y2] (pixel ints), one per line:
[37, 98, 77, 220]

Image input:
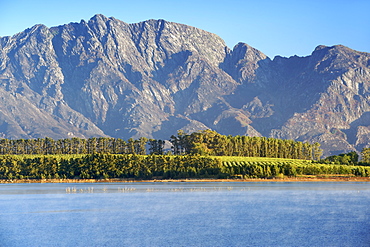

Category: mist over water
[1, 182, 369, 246]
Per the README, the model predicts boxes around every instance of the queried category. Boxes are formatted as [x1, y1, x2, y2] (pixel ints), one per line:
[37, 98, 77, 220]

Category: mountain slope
[1, 14, 370, 156]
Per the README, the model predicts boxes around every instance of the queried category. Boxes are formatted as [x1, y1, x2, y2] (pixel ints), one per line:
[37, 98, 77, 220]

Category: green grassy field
[213, 156, 314, 164]
[0, 153, 338, 166]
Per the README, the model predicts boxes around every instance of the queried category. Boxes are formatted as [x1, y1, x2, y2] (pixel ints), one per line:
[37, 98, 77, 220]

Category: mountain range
[0, 14, 370, 156]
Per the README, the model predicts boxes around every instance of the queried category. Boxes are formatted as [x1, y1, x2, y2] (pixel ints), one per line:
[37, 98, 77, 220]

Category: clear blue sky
[0, 0, 369, 58]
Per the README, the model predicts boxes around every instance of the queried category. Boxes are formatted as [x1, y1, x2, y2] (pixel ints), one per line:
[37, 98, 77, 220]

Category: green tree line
[0, 153, 369, 180]
[0, 137, 150, 155]
[0, 154, 221, 180]
[170, 130, 323, 160]
[4, 130, 370, 166]
[319, 150, 370, 166]
[0, 130, 323, 160]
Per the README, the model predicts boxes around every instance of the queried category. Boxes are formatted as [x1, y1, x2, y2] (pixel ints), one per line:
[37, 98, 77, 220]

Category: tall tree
[361, 148, 370, 164]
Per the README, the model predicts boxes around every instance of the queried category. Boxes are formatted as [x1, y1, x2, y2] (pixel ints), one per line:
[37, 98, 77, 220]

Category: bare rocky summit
[1, 14, 370, 156]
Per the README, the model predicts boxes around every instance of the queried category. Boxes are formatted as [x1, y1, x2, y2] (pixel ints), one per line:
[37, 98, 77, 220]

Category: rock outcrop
[1, 14, 369, 156]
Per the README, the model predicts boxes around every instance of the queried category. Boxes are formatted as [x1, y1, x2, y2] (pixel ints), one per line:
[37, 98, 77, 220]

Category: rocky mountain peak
[232, 42, 268, 61]
[221, 42, 270, 84]
[0, 15, 369, 156]
[128, 18, 228, 69]
[90, 13, 111, 22]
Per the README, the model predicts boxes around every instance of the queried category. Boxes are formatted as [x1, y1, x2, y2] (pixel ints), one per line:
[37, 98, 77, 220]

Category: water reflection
[0, 181, 369, 195]
[1, 182, 369, 246]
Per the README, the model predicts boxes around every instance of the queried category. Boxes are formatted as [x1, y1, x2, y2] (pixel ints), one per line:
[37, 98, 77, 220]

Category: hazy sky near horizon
[0, 0, 369, 58]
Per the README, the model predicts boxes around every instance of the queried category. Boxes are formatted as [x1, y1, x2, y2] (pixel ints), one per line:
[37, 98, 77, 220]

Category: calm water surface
[0, 182, 369, 247]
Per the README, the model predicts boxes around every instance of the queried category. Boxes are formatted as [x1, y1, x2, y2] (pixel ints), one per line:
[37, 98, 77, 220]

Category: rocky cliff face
[1, 14, 369, 156]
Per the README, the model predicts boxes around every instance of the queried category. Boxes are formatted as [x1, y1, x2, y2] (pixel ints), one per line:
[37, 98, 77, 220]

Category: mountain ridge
[1, 14, 370, 156]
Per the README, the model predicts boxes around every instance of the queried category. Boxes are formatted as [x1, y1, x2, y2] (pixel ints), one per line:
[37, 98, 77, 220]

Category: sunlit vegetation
[0, 130, 369, 181]
[0, 137, 148, 155]
[0, 153, 369, 180]
[169, 130, 323, 160]
[218, 157, 370, 178]
[0, 130, 323, 160]
[0, 154, 221, 180]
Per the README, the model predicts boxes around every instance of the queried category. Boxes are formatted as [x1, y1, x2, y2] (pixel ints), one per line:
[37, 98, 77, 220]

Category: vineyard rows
[0, 154, 369, 180]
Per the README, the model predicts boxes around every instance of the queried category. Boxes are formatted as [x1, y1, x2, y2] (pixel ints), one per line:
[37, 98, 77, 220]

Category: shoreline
[1, 176, 370, 184]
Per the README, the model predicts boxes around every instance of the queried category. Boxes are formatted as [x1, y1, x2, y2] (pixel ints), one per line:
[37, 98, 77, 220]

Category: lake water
[0, 182, 369, 247]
